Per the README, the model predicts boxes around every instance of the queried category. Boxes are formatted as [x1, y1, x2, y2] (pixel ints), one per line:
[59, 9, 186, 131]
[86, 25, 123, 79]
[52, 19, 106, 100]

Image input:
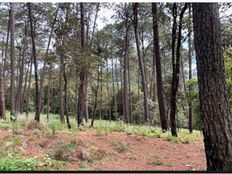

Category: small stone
[5, 141, 13, 147]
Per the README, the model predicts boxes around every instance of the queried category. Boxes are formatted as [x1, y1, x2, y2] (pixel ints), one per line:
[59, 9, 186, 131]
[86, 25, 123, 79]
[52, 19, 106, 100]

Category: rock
[80, 148, 91, 161]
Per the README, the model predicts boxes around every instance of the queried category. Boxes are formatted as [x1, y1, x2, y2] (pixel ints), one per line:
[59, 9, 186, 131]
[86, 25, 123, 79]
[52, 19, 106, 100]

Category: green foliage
[165, 134, 179, 143]
[0, 157, 38, 171]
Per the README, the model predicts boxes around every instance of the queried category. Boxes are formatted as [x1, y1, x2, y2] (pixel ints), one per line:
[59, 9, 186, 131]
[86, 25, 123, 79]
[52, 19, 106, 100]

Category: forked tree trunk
[133, 3, 149, 123]
[193, 3, 232, 171]
[152, 3, 168, 131]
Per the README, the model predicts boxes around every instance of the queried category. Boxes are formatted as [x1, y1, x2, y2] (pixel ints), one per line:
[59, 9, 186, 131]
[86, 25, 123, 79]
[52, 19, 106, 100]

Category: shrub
[114, 141, 130, 153]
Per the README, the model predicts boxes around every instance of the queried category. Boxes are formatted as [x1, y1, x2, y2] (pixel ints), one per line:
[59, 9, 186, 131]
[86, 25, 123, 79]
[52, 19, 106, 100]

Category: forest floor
[0, 113, 206, 171]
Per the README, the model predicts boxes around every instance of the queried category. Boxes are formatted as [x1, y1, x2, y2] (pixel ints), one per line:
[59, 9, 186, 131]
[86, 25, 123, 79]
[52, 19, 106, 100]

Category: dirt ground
[0, 127, 206, 171]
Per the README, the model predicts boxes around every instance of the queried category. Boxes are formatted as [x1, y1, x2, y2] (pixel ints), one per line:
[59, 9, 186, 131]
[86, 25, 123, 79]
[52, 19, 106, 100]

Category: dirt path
[0, 127, 206, 171]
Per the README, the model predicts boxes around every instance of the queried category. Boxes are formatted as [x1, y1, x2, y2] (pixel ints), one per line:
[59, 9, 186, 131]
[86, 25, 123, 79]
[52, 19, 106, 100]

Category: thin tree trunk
[188, 5, 193, 133]
[133, 3, 149, 123]
[193, 3, 232, 171]
[59, 53, 65, 123]
[64, 64, 71, 129]
[0, 62, 6, 119]
[3, 8, 10, 79]
[10, 3, 15, 112]
[91, 65, 100, 127]
[152, 3, 168, 131]
[39, 7, 59, 113]
[46, 64, 52, 123]
[15, 21, 28, 112]
[123, 6, 130, 123]
[28, 3, 40, 122]
[26, 61, 32, 117]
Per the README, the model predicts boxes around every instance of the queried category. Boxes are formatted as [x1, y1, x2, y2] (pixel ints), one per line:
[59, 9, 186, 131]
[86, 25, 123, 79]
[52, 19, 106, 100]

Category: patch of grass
[151, 154, 163, 166]
[40, 155, 66, 170]
[50, 140, 77, 161]
[114, 141, 130, 153]
[0, 157, 38, 171]
[79, 161, 89, 170]
[165, 134, 179, 143]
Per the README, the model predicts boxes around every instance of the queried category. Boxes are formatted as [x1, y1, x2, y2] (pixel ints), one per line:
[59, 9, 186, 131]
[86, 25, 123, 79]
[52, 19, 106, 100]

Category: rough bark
[193, 3, 232, 171]
[152, 3, 168, 131]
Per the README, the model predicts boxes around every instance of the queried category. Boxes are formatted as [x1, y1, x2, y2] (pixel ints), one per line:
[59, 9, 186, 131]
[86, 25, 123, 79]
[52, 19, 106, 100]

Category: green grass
[0, 157, 38, 171]
[1, 111, 202, 145]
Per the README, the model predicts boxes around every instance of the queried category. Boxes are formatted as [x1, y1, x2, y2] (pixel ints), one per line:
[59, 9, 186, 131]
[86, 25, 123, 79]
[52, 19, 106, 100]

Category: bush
[0, 157, 38, 171]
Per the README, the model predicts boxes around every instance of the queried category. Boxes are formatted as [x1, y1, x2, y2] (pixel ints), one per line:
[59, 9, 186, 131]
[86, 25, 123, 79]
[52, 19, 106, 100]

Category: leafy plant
[0, 157, 38, 171]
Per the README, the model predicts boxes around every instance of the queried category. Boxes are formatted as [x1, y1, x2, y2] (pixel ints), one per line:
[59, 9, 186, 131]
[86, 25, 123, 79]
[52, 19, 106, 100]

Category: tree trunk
[123, 6, 130, 123]
[64, 64, 71, 129]
[10, 3, 16, 113]
[0, 63, 6, 119]
[152, 3, 168, 131]
[39, 7, 59, 113]
[15, 21, 28, 112]
[133, 3, 149, 123]
[193, 3, 232, 171]
[170, 3, 187, 136]
[188, 5, 193, 133]
[59, 53, 65, 123]
[77, 2, 85, 127]
[28, 3, 40, 122]
[46, 64, 52, 122]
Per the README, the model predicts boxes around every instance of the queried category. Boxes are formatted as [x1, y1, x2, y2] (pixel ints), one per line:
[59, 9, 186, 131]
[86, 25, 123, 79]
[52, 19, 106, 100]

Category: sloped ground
[0, 122, 206, 171]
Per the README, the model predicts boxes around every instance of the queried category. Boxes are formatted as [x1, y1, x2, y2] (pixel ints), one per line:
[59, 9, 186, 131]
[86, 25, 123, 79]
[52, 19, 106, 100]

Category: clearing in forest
[0, 114, 206, 171]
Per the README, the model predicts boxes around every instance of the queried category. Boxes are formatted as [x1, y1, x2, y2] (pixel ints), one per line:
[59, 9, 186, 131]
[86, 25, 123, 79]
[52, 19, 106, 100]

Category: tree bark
[193, 3, 232, 171]
[15, 21, 28, 112]
[133, 3, 149, 123]
[170, 3, 187, 136]
[10, 3, 16, 112]
[28, 3, 40, 122]
[0, 62, 6, 119]
[152, 3, 168, 131]
[123, 5, 130, 123]
[188, 5, 193, 133]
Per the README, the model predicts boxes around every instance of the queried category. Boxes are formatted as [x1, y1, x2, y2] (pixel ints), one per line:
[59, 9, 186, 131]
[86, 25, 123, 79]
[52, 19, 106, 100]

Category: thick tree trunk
[28, 3, 40, 122]
[133, 3, 149, 123]
[77, 3, 86, 127]
[152, 3, 168, 131]
[193, 3, 232, 171]
[10, 3, 16, 112]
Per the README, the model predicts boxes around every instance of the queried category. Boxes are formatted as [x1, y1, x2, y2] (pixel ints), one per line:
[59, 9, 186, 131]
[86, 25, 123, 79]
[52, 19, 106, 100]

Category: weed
[0, 157, 38, 171]
[79, 161, 89, 170]
[165, 134, 179, 143]
[51, 141, 77, 161]
[114, 141, 130, 153]
[151, 154, 163, 166]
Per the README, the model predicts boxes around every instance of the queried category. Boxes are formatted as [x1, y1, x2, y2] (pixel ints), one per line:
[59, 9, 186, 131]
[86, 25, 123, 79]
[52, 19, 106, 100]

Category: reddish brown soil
[0, 127, 206, 171]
